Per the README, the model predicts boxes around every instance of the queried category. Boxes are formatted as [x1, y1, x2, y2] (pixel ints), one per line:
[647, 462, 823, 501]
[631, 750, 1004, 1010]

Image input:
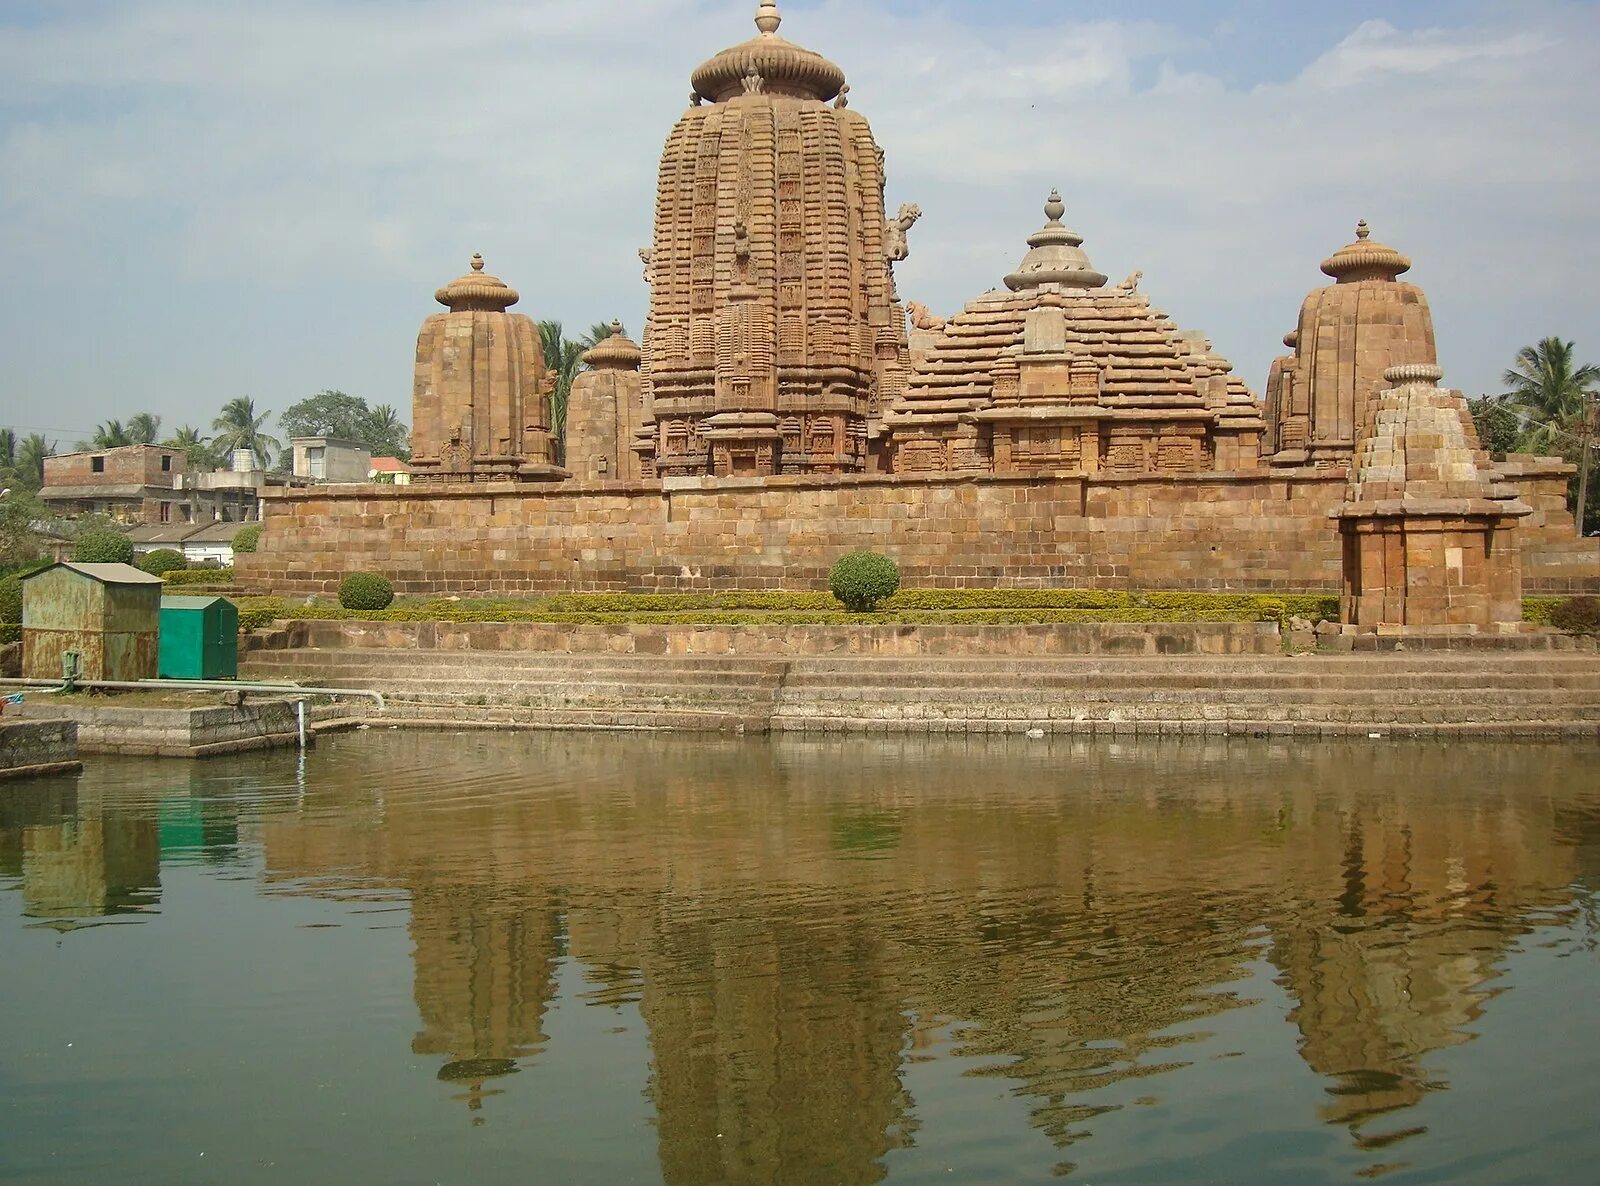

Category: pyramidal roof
[891, 193, 1259, 422]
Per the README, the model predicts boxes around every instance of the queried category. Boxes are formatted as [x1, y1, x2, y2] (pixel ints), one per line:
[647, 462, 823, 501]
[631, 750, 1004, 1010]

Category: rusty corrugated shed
[20, 563, 162, 682]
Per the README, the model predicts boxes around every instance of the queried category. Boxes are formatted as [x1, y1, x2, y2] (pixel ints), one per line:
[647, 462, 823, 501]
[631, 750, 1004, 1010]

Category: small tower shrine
[1268, 222, 1437, 469]
[410, 254, 560, 483]
[883, 191, 1263, 476]
[1334, 364, 1529, 630]
[638, 1, 913, 478]
[565, 324, 648, 484]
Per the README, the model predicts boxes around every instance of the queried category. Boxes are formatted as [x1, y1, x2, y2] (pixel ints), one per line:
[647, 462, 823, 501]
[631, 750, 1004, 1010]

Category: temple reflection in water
[3, 737, 1596, 1181]
[227, 734, 1599, 1183]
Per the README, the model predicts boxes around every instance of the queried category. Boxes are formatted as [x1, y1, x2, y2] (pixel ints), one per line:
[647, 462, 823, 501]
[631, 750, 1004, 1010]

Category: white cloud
[0, 0, 1596, 438]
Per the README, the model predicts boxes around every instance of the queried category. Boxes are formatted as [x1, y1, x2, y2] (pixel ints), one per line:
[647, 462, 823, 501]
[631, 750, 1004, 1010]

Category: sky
[2, 0, 1597, 447]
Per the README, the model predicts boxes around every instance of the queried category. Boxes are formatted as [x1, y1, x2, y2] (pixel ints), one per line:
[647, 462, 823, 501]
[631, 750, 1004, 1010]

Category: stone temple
[637, 0, 910, 478]
[241, 1, 1599, 626]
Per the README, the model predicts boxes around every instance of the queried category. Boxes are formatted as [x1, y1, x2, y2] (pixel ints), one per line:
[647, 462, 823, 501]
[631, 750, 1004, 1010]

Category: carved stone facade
[882, 193, 1265, 477]
[637, 2, 911, 479]
[1267, 223, 1438, 469]
[1335, 364, 1530, 630]
[565, 325, 649, 484]
[411, 255, 561, 484]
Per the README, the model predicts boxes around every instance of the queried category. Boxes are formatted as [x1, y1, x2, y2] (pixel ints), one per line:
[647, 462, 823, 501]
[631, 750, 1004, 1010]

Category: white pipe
[0, 676, 384, 711]
[296, 699, 307, 748]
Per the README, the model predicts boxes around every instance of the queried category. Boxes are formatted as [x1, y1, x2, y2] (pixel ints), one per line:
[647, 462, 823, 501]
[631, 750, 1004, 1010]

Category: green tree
[211, 397, 281, 469]
[0, 429, 15, 470]
[1467, 395, 1522, 457]
[361, 404, 410, 460]
[539, 321, 587, 464]
[15, 435, 55, 492]
[86, 420, 133, 450]
[1502, 337, 1600, 536]
[0, 488, 45, 570]
[126, 412, 163, 445]
[279, 390, 371, 442]
[163, 425, 218, 471]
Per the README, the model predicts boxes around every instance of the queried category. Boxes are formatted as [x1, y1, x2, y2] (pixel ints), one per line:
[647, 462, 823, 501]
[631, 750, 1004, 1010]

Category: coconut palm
[579, 321, 627, 352]
[210, 397, 281, 468]
[126, 412, 163, 445]
[88, 420, 133, 449]
[164, 425, 218, 471]
[16, 434, 54, 490]
[362, 404, 410, 459]
[1502, 337, 1600, 452]
[1502, 337, 1600, 536]
[538, 321, 587, 462]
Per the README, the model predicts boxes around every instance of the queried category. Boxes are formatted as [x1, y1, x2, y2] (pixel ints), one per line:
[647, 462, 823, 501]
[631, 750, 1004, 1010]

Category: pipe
[0, 676, 384, 711]
[297, 699, 307, 748]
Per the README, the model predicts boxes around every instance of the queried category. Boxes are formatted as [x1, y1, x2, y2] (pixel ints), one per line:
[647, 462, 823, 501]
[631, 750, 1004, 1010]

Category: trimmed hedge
[232, 524, 262, 554]
[72, 530, 134, 564]
[137, 548, 188, 576]
[164, 567, 235, 586]
[830, 552, 901, 613]
[1550, 596, 1600, 635]
[339, 572, 395, 611]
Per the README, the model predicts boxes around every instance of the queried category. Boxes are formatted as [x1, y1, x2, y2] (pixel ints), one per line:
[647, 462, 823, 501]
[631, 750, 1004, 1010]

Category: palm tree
[538, 321, 587, 463]
[578, 321, 626, 352]
[16, 434, 54, 491]
[164, 425, 217, 471]
[210, 397, 281, 469]
[1503, 337, 1600, 537]
[362, 404, 409, 459]
[126, 412, 163, 445]
[89, 420, 133, 449]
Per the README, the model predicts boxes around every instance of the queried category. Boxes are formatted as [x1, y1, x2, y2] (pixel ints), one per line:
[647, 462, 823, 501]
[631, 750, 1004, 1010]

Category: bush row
[163, 567, 235, 586]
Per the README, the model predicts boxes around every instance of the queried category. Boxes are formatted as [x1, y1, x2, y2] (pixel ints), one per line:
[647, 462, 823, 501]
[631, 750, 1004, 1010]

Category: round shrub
[829, 551, 900, 613]
[232, 524, 262, 554]
[339, 572, 395, 611]
[72, 529, 134, 564]
[1551, 595, 1600, 635]
[0, 575, 21, 625]
[137, 548, 188, 576]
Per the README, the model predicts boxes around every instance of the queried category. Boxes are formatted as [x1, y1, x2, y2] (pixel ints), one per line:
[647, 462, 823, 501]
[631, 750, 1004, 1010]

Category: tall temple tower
[639, 1, 913, 478]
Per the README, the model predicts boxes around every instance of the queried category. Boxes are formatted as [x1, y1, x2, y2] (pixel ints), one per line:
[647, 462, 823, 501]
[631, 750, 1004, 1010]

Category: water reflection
[254, 734, 1599, 1183]
[2, 734, 1597, 1184]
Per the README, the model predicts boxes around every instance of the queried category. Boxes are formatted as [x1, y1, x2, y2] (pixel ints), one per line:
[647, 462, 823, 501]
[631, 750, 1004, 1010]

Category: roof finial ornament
[755, 1, 782, 36]
[1356, 220, 1371, 241]
[1044, 189, 1066, 224]
[471, 253, 485, 272]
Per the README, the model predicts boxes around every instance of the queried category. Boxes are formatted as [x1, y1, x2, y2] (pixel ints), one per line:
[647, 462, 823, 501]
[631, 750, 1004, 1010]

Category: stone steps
[243, 648, 1600, 737]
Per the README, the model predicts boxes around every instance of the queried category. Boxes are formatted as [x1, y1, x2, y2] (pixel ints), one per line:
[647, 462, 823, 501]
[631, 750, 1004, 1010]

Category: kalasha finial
[755, 1, 781, 35]
[610, 319, 624, 334]
[1356, 220, 1371, 241]
[1044, 189, 1066, 223]
[470, 253, 485, 272]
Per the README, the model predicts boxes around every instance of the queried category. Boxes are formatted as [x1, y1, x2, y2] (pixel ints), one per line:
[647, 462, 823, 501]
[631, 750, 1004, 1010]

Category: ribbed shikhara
[640, 4, 909, 478]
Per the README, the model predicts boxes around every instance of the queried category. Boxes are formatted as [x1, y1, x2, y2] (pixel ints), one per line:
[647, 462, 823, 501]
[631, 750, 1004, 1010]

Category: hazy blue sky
[2, 0, 1596, 447]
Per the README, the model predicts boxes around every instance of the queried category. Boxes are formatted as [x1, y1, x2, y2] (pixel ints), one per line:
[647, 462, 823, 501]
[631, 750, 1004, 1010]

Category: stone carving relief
[884, 203, 922, 263]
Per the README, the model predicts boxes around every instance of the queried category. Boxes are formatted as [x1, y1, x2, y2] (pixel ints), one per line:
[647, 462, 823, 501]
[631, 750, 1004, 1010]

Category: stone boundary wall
[266, 618, 1283, 657]
[0, 719, 81, 780]
[13, 700, 301, 758]
[236, 470, 1599, 597]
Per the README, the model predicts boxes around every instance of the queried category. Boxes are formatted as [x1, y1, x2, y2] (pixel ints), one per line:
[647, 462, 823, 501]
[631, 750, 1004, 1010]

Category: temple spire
[755, 1, 781, 36]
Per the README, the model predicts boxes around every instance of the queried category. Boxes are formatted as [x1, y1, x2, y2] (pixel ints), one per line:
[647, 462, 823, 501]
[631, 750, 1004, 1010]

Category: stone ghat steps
[243, 649, 1600, 736]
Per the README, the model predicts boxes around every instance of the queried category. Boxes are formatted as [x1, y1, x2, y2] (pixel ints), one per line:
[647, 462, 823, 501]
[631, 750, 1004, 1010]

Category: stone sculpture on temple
[635, 1, 913, 478]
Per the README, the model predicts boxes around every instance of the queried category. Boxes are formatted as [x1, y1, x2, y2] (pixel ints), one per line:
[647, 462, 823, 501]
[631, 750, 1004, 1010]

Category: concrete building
[290, 437, 372, 485]
[39, 444, 272, 527]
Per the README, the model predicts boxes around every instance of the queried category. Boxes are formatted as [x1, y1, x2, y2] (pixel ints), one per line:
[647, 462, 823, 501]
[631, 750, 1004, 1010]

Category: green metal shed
[21, 563, 162, 682]
[158, 595, 239, 680]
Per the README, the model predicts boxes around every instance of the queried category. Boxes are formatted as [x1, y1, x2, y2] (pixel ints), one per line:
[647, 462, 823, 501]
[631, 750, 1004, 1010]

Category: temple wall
[237, 468, 1600, 598]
